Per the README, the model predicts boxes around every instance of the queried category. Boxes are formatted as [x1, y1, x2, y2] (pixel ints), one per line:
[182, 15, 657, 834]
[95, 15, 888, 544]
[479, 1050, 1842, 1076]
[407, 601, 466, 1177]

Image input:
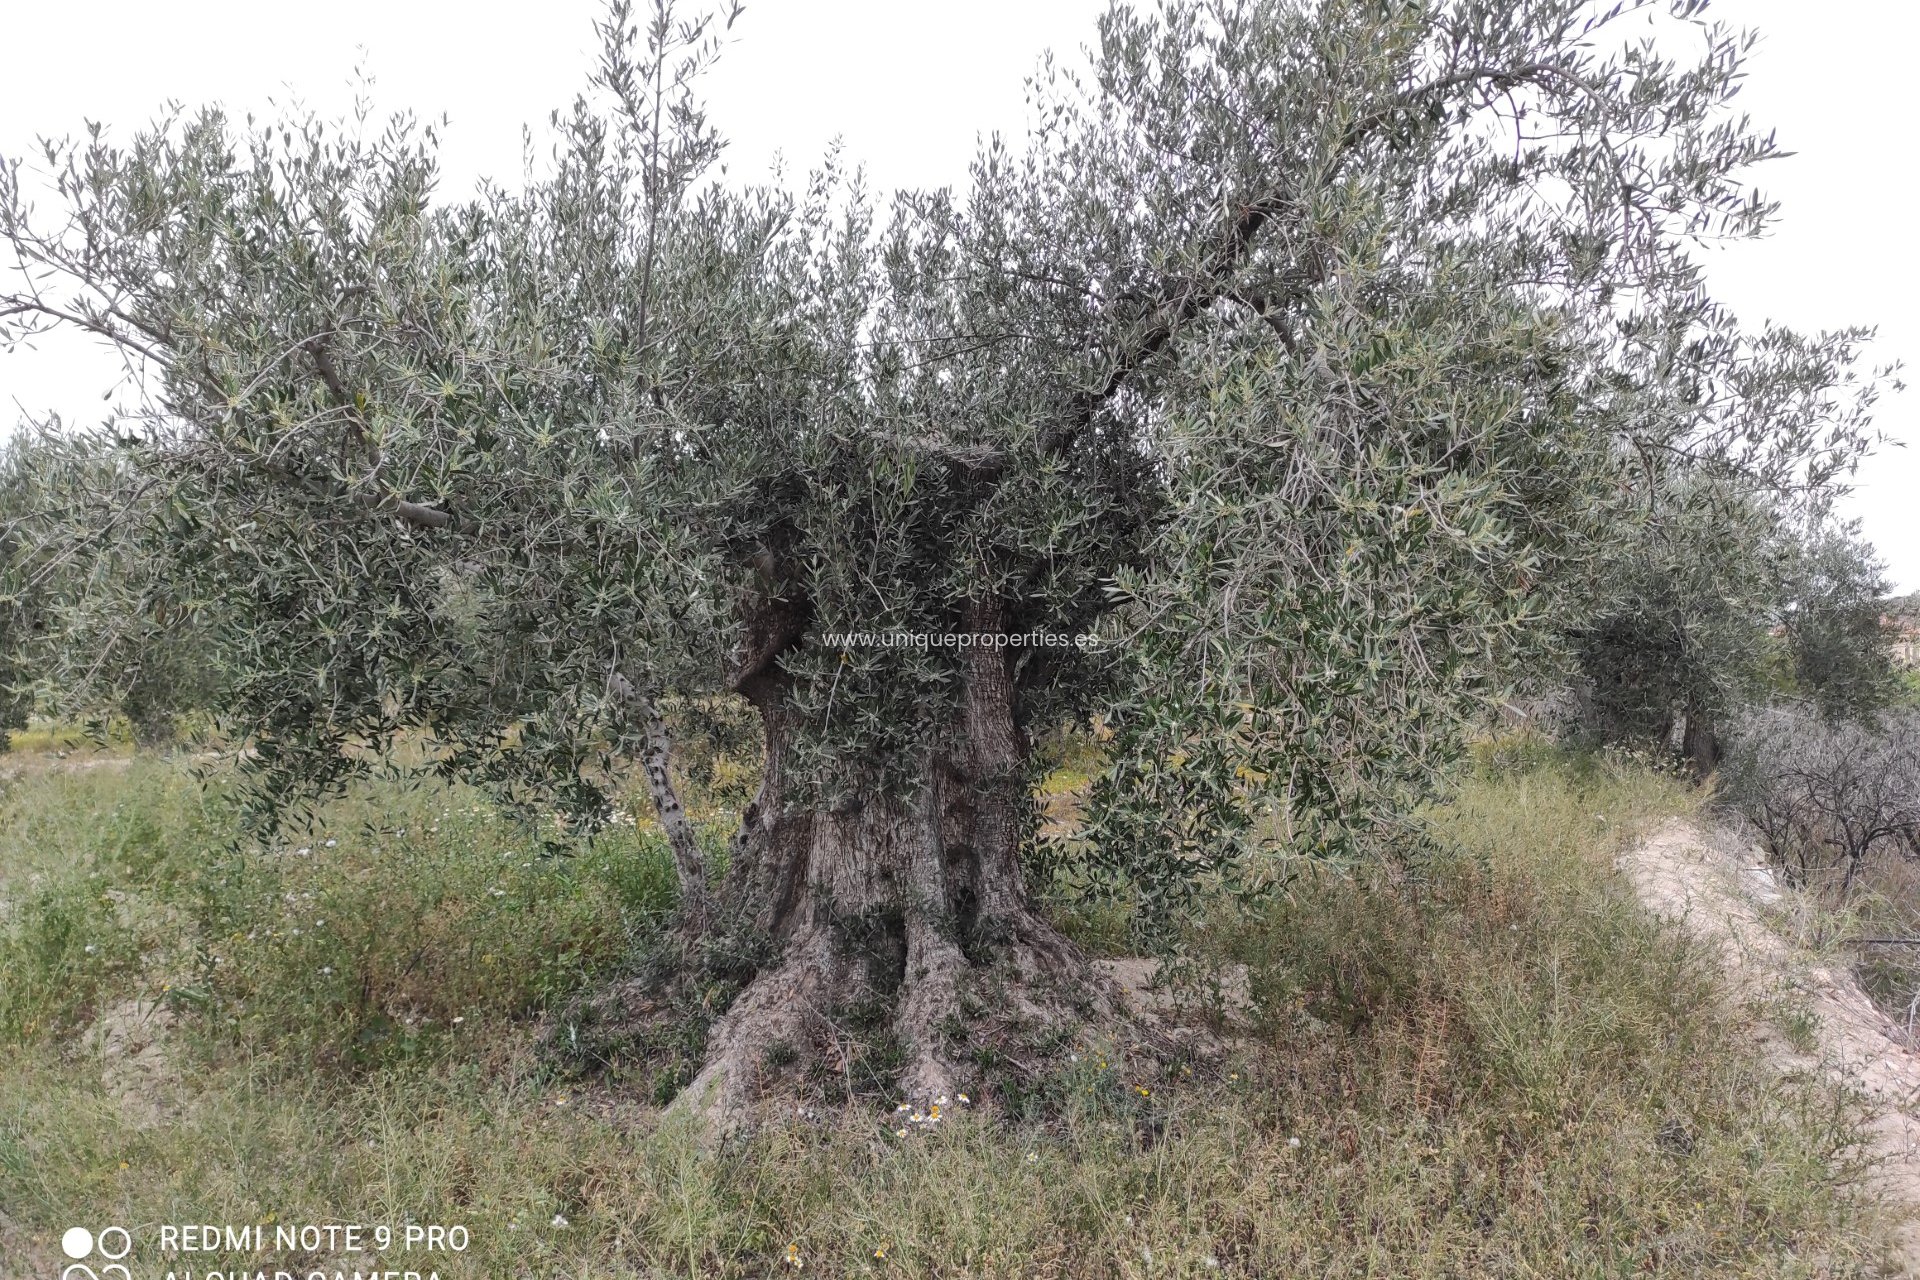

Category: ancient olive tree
[0, 0, 1873, 1115]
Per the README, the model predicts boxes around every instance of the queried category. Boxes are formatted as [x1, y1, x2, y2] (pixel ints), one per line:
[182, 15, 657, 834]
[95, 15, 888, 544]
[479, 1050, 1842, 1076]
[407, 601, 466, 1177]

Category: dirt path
[1621, 819, 1920, 1274]
[0, 749, 133, 784]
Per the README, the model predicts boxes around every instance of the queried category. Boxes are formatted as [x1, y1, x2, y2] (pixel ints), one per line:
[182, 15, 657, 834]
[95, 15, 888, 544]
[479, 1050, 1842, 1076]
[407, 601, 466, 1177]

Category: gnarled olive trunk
[677, 598, 1108, 1122]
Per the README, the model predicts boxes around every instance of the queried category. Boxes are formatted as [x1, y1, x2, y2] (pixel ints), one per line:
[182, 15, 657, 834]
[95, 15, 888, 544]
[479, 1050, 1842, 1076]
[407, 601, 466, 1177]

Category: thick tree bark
[671, 594, 1116, 1126]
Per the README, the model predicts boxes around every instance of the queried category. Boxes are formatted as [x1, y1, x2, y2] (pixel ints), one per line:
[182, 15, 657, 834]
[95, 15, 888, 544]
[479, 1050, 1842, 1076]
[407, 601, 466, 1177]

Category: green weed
[0, 741, 1898, 1277]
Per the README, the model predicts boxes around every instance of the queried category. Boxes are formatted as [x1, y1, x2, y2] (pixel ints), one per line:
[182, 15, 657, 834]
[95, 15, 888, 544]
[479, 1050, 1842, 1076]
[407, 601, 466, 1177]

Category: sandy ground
[0, 753, 132, 800]
[1620, 818, 1920, 1274]
[84, 995, 179, 1130]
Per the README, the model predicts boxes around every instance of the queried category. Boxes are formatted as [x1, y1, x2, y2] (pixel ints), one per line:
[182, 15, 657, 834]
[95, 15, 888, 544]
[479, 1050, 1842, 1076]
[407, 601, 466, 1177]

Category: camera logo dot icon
[60, 1226, 129, 1260]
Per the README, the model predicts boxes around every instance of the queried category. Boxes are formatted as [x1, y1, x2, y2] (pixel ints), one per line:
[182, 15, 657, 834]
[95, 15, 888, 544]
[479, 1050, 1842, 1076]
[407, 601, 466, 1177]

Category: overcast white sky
[3, 1, 1914, 589]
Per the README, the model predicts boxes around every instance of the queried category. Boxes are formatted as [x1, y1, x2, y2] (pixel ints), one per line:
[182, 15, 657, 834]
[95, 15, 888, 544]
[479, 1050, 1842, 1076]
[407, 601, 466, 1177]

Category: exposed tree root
[656, 908, 1188, 1133]
[671, 927, 852, 1127]
[548, 893, 1240, 1138]
[893, 915, 970, 1104]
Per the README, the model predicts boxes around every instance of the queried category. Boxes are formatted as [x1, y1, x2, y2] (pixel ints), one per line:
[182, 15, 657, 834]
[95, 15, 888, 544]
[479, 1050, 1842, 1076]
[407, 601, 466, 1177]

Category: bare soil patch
[1621, 818, 1920, 1273]
[82, 996, 179, 1129]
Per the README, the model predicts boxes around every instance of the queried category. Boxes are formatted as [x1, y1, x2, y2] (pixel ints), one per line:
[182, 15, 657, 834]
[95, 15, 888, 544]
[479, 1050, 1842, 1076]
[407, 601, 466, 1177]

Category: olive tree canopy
[0, 0, 1881, 1118]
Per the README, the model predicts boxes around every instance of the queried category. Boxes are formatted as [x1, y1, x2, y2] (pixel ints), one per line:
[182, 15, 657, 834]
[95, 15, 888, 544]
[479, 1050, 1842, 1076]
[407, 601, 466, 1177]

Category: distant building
[1888, 593, 1920, 670]
[1893, 616, 1920, 670]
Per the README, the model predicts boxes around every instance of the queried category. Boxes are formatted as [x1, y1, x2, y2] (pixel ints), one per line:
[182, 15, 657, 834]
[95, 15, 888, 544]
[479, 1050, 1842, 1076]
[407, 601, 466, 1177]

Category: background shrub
[1721, 705, 1920, 895]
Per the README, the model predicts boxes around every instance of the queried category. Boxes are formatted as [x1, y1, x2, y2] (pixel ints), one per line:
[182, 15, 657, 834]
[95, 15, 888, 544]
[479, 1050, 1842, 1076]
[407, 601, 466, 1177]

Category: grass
[1, 718, 120, 755]
[0, 738, 1900, 1276]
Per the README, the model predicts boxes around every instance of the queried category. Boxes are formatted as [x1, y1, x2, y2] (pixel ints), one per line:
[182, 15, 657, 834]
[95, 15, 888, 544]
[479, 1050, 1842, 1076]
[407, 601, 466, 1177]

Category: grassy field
[0, 735, 1901, 1277]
